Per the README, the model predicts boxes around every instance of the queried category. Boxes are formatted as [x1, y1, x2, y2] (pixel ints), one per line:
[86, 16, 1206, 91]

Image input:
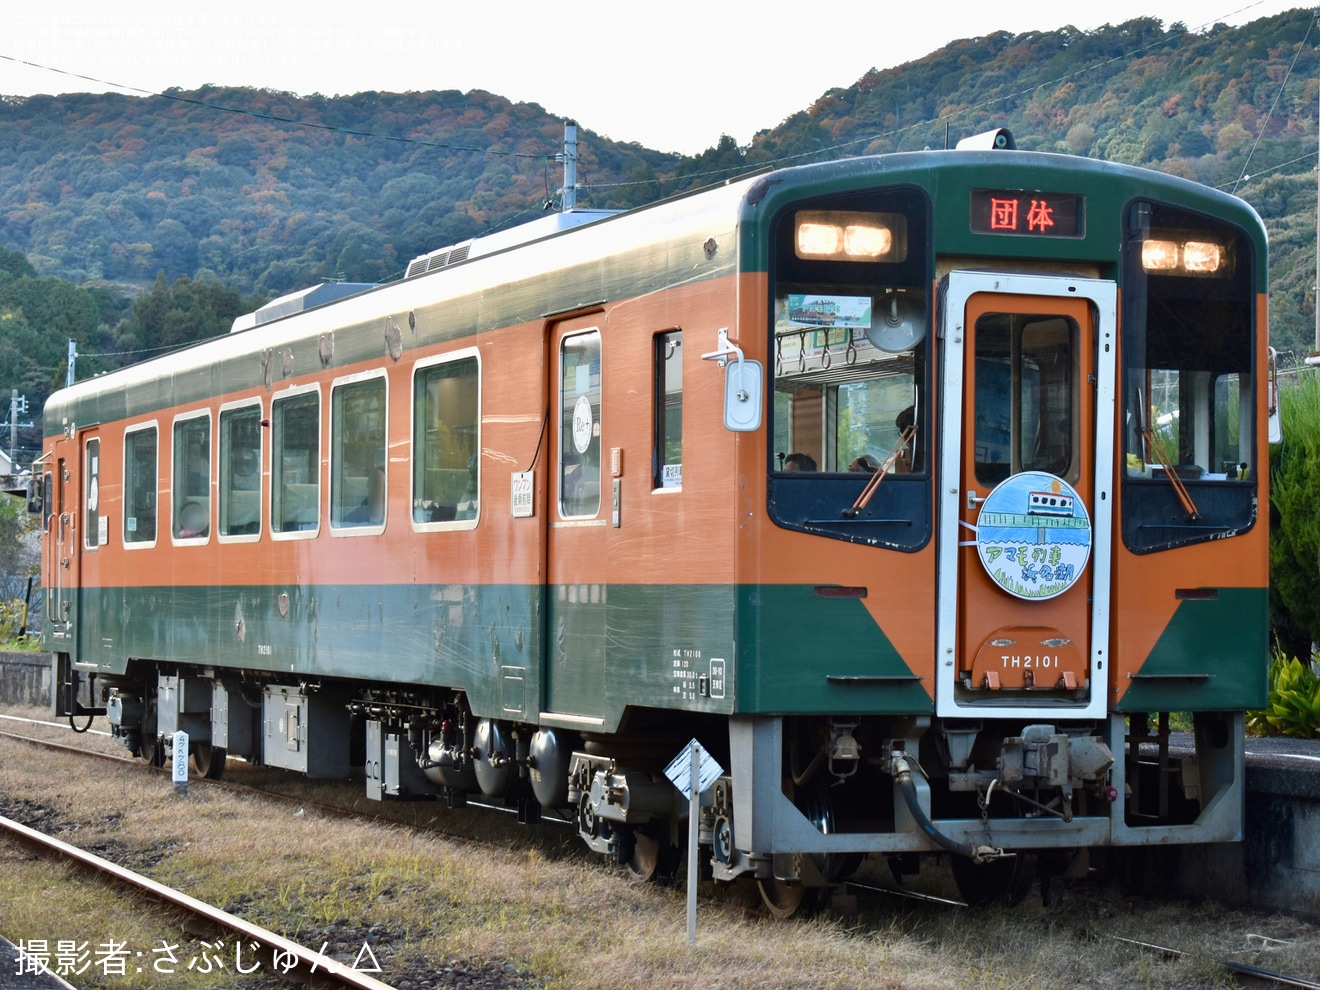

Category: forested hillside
[1, 8, 1318, 418]
[0, 88, 677, 296]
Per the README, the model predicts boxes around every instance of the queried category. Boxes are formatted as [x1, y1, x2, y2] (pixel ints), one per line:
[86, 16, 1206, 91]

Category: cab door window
[973, 314, 1078, 487]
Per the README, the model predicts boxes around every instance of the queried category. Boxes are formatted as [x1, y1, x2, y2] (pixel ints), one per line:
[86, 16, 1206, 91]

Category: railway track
[0, 714, 1316, 990]
[0, 811, 393, 990]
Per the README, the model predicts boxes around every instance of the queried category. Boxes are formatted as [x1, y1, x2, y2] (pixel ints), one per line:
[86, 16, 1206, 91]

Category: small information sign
[511, 471, 534, 518]
[663, 739, 723, 797]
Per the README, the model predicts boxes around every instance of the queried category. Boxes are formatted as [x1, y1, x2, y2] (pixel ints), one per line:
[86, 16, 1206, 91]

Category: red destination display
[970, 189, 1084, 237]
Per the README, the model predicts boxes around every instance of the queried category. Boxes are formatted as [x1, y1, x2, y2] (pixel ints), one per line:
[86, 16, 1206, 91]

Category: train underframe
[53, 654, 1244, 913]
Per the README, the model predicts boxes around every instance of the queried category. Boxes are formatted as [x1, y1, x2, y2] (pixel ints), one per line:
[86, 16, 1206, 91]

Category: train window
[412, 352, 480, 528]
[654, 331, 682, 489]
[218, 402, 262, 540]
[559, 330, 602, 518]
[83, 438, 100, 550]
[123, 425, 157, 546]
[331, 372, 387, 532]
[172, 413, 211, 542]
[41, 472, 51, 533]
[772, 307, 922, 473]
[271, 388, 320, 536]
[973, 314, 1077, 487]
[1122, 201, 1257, 552]
[767, 187, 931, 551]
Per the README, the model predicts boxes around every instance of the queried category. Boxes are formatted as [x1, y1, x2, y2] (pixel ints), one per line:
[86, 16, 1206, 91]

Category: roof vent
[405, 241, 475, 279]
[404, 210, 618, 279]
[229, 281, 379, 333]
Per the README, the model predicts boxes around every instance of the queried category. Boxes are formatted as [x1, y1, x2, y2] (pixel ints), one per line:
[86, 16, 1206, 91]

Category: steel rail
[1224, 961, 1320, 990]
[0, 812, 393, 990]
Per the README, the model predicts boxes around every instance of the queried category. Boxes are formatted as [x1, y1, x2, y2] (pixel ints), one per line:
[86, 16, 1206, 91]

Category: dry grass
[0, 708, 1317, 990]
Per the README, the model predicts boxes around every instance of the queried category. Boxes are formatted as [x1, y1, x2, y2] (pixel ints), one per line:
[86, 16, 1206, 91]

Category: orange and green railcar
[41, 132, 1271, 913]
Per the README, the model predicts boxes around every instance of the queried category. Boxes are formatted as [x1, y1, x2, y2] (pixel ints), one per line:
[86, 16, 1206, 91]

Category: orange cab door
[935, 271, 1116, 720]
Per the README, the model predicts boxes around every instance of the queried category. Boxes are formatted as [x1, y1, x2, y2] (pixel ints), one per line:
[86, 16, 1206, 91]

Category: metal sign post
[172, 731, 189, 796]
[663, 739, 724, 947]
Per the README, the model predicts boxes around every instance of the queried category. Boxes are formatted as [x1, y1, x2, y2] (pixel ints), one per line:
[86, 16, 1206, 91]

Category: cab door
[935, 272, 1116, 719]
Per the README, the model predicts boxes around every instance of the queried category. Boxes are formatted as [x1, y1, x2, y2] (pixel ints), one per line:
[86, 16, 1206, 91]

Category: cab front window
[768, 188, 931, 551]
[1122, 201, 1257, 552]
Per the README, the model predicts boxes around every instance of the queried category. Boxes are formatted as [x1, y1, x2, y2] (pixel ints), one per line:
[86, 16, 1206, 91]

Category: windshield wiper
[1141, 425, 1200, 521]
[843, 425, 914, 518]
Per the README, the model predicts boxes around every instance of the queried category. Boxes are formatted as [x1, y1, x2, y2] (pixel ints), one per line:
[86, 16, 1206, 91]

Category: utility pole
[5, 390, 32, 474]
[559, 120, 578, 212]
[67, 339, 76, 387]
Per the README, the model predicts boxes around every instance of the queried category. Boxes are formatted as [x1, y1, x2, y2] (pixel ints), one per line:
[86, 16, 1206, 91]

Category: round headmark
[572, 394, 594, 454]
[975, 472, 1091, 601]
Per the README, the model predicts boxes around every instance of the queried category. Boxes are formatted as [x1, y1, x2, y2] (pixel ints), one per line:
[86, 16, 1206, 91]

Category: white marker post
[172, 731, 189, 796]
[663, 739, 723, 947]
[686, 742, 699, 945]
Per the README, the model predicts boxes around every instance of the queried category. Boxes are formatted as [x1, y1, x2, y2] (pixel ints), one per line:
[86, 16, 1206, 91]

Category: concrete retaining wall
[1173, 750, 1320, 919]
[0, 650, 51, 708]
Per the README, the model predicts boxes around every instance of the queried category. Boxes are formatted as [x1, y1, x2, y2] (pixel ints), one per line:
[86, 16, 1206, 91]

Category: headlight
[794, 210, 906, 262]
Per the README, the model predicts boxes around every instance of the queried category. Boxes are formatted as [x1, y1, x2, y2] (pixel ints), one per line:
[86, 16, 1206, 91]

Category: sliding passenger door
[936, 272, 1116, 719]
[543, 318, 608, 726]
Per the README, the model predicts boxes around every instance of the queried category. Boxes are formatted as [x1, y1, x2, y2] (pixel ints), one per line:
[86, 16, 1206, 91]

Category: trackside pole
[663, 739, 724, 948]
[687, 743, 699, 945]
[172, 731, 189, 795]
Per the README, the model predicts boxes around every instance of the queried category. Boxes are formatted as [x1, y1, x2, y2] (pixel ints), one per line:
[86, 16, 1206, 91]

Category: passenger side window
[124, 426, 157, 545]
[172, 414, 211, 542]
[332, 374, 387, 531]
[271, 389, 320, 535]
[654, 331, 682, 489]
[412, 354, 479, 526]
[219, 403, 262, 538]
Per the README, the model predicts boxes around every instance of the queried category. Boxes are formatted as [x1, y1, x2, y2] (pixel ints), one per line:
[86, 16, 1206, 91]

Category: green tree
[0, 494, 38, 600]
[1270, 371, 1320, 657]
[0, 247, 36, 279]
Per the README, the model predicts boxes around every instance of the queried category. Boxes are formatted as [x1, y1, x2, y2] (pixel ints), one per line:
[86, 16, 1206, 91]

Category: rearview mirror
[724, 358, 763, 432]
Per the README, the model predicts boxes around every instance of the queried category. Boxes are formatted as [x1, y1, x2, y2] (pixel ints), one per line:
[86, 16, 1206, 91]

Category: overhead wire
[1231, 9, 1315, 193]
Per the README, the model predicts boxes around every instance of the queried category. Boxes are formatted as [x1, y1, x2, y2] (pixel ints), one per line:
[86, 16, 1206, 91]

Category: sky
[1, 0, 1309, 156]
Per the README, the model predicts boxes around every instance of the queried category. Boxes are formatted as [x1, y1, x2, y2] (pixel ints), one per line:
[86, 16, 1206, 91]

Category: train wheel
[192, 744, 227, 781]
[950, 852, 1036, 907]
[757, 781, 854, 918]
[757, 873, 827, 919]
[626, 829, 661, 882]
[138, 736, 165, 767]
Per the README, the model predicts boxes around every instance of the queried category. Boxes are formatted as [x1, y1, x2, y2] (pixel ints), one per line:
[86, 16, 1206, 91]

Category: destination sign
[970, 189, 1084, 238]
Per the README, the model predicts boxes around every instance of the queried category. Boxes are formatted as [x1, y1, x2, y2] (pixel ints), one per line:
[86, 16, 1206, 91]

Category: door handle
[966, 489, 987, 510]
